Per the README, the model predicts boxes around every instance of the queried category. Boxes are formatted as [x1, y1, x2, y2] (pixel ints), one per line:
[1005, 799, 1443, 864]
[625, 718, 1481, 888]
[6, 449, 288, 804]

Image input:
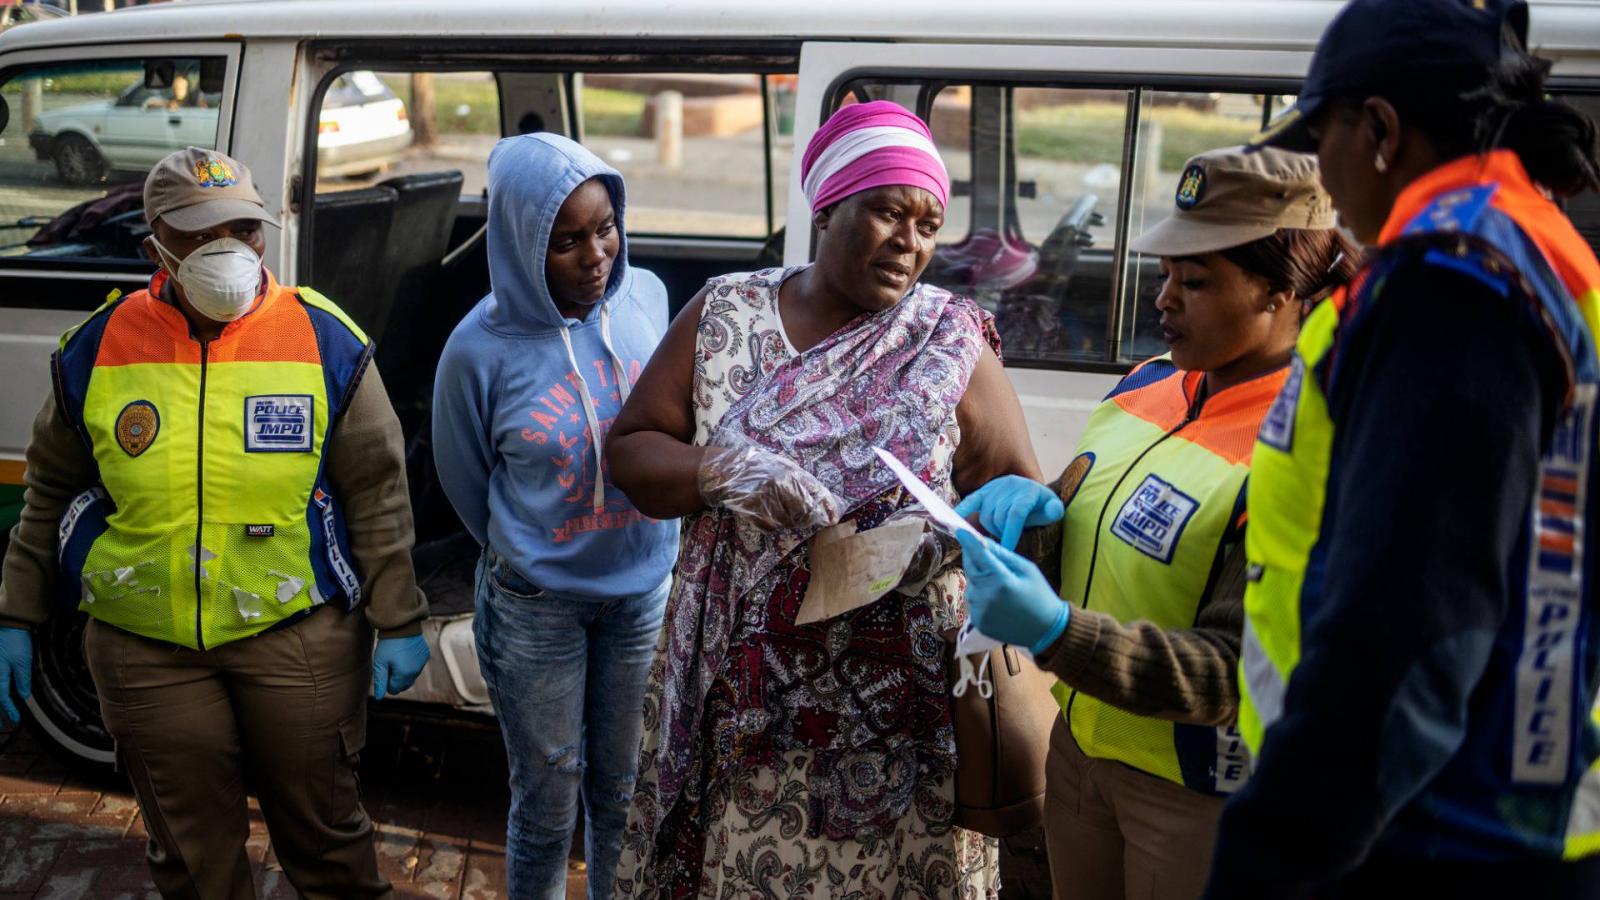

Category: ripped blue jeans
[473, 546, 669, 900]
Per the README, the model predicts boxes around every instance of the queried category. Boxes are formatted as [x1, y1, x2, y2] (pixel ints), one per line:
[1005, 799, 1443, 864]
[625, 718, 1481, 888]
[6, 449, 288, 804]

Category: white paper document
[872, 447, 1016, 656]
[872, 447, 979, 537]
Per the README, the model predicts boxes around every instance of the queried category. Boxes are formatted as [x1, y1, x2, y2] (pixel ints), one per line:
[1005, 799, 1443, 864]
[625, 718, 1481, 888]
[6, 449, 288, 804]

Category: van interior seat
[371, 169, 465, 425]
[308, 184, 399, 342]
[363, 171, 471, 550]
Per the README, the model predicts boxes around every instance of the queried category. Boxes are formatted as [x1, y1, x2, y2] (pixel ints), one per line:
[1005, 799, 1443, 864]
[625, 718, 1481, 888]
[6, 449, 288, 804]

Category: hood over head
[482, 132, 633, 334]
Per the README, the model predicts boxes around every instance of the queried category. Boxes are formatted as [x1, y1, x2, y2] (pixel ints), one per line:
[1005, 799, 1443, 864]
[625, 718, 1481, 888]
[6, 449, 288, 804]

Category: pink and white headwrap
[800, 100, 950, 213]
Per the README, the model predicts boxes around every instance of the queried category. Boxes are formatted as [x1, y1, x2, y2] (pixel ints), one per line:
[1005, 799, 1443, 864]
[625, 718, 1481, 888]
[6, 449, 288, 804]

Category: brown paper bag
[795, 520, 925, 625]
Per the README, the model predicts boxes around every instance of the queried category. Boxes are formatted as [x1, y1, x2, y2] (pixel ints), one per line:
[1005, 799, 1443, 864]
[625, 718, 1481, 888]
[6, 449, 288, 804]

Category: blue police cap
[1250, 0, 1530, 152]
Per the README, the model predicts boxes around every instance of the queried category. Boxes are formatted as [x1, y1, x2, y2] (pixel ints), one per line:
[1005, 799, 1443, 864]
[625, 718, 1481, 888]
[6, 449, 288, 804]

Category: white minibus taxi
[0, 0, 1596, 774]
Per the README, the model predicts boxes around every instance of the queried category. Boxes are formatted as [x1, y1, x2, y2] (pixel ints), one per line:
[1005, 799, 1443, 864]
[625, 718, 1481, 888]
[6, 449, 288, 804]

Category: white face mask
[152, 237, 263, 323]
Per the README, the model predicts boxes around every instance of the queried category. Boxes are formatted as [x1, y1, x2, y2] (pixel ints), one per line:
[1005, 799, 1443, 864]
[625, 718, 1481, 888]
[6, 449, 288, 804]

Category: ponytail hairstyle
[1220, 227, 1363, 311]
[1356, 39, 1600, 198]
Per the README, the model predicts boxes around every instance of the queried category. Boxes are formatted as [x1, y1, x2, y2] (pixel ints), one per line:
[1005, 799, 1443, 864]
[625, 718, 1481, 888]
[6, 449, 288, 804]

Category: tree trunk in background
[410, 73, 437, 149]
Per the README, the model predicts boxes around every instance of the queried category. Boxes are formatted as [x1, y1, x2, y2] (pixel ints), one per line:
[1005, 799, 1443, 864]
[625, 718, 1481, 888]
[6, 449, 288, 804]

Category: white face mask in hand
[152, 237, 263, 323]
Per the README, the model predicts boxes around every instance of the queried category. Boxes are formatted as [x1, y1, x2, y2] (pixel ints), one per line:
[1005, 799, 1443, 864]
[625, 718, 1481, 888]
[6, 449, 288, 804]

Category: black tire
[51, 133, 107, 186]
[22, 610, 115, 778]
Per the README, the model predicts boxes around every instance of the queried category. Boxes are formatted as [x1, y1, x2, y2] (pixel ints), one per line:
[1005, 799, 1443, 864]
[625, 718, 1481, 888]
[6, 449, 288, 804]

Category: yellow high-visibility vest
[54, 270, 370, 650]
[1055, 358, 1284, 794]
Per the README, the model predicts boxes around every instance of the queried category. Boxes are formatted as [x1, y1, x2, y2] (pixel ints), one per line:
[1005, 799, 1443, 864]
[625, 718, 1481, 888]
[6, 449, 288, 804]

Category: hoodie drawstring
[558, 304, 635, 514]
[599, 304, 632, 406]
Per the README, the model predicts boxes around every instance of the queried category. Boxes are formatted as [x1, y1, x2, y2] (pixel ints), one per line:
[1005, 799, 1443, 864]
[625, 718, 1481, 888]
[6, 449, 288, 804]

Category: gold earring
[1375, 154, 1389, 174]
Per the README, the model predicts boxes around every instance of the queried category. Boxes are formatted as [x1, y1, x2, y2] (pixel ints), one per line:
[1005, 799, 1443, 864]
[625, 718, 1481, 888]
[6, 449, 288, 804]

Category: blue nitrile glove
[955, 475, 1064, 550]
[372, 634, 430, 700]
[956, 530, 1070, 656]
[0, 627, 32, 726]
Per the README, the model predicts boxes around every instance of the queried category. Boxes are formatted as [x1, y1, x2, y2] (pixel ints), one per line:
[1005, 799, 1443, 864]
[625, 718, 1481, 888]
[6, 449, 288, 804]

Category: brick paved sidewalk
[0, 713, 588, 899]
[0, 714, 1051, 899]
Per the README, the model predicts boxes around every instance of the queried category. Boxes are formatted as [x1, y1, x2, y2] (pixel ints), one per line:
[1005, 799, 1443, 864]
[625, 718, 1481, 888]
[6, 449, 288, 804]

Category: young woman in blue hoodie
[432, 133, 677, 900]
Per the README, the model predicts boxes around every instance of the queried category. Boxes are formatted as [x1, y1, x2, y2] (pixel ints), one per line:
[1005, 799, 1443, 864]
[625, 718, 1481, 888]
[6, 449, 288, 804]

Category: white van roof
[0, 0, 1595, 58]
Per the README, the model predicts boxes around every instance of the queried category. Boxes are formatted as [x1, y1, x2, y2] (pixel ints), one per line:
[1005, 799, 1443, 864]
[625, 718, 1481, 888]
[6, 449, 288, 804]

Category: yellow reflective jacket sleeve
[1207, 259, 1566, 897]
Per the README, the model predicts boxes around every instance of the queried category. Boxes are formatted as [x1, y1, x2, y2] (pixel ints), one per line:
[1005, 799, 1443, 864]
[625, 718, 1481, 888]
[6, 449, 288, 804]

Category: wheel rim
[56, 139, 99, 183]
[29, 612, 112, 763]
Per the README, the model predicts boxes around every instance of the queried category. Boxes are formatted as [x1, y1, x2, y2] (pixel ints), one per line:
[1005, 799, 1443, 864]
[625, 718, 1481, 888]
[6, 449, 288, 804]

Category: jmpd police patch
[1112, 474, 1199, 564]
[245, 395, 313, 452]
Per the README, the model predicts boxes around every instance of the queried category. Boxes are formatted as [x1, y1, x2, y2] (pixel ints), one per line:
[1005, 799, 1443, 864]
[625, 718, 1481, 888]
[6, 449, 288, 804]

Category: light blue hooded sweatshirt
[432, 133, 677, 599]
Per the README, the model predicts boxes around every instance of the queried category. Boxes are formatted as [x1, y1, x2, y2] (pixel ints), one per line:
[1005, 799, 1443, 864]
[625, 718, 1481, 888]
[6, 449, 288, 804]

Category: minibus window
[574, 72, 778, 240]
[1122, 91, 1272, 362]
[836, 81, 1133, 369]
[310, 71, 487, 194]
[303, 69, 493, 349]
[833, 82, 1287, 372]
[0, 56, 226, 263]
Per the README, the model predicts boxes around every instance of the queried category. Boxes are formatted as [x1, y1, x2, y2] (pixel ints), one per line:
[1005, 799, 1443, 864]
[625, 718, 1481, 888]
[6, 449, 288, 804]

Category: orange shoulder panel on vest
[206, 283, 321, 365]
[1491, 186, 1600, 302]
[1114, 363, 1286, 467]
[1112, 365, 1195, 431]
[1178, 366, 1288, 467]
[95, 292, 202, 367]
[92, 277, 321, 367]
[1383, 150, 1600, 303]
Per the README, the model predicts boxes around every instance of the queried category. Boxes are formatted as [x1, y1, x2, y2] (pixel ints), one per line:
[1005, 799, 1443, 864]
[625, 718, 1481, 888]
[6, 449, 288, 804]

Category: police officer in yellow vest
[1204, 1, 1600, 898]
[0, 148, 431, 899]
[954, 148, 1357, 900]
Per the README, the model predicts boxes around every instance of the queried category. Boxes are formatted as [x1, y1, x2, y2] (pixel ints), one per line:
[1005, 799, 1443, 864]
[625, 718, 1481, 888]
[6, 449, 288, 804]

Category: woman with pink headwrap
[606, 101, 1041, 898]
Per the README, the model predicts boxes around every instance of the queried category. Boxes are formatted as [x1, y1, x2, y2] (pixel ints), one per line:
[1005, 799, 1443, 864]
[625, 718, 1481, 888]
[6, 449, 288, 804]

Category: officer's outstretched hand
[0, 627, 32, 726]
[372, 634, 430, 700]
[956, 530, 1071, 656]
[955, 475, 1064, 550]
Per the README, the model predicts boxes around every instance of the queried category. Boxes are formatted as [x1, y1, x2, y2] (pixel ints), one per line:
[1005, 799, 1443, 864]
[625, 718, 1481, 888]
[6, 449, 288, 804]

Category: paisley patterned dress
[613, 267, 1001, 899]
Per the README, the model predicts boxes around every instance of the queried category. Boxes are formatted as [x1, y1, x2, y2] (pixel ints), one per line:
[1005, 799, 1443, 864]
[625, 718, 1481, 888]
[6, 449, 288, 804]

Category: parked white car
[316, 69, 414, 178]
[29, 68, 412, 184]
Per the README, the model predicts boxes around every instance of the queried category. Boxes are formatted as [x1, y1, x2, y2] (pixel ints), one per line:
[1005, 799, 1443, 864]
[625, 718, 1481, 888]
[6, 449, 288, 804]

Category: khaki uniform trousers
[1044, 717, 1225, 900]
[85, 605, 390, 900]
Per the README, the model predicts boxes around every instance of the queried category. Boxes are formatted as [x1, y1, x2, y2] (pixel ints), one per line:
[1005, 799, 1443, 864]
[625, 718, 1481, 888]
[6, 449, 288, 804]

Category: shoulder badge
[1176, 164, 1207, 211]
[115, 400, 160, 457]
[1058, 452, 1096, 510]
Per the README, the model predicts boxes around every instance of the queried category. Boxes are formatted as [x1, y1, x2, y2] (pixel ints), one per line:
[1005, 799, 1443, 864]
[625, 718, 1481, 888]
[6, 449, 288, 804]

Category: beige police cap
[143, 147, 280, 232]
[1128, 145, 1335, 257]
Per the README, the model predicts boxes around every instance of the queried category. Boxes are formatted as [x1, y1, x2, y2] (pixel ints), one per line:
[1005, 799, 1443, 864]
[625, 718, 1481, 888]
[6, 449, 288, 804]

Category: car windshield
[325, 71, 396, 109]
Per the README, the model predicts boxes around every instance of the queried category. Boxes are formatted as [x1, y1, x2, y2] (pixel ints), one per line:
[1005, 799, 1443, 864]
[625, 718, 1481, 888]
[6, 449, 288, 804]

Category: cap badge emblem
[194, 158, 237, 189]
[1175, 165, 1206, 211]
[115, 400, 160, 457]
